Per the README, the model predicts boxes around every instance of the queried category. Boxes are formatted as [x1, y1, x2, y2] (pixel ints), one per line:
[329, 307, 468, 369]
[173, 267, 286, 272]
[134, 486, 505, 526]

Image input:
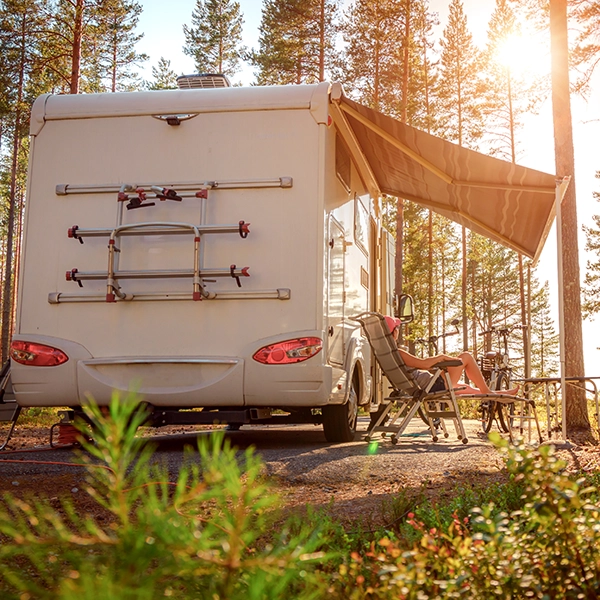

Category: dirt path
[1, 418, 599, 527]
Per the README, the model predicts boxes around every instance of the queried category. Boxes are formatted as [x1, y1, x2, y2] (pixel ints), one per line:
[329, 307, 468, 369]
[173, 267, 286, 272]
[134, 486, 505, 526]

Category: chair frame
[352, 312, 543, 445]
[351, 312, 468, 445]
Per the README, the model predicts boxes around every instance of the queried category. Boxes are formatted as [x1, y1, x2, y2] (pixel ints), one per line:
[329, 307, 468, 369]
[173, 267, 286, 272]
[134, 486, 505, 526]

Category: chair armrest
[432, 359, 463, 369]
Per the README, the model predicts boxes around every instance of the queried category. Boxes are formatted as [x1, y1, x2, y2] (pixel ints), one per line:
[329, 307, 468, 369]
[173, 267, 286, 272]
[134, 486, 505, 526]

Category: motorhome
[3, 76, 559, 444]
[6, 77, 402, 443]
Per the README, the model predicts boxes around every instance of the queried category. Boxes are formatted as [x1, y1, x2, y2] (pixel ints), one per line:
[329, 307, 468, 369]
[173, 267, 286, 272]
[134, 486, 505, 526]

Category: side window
[354, 194, 369, 256]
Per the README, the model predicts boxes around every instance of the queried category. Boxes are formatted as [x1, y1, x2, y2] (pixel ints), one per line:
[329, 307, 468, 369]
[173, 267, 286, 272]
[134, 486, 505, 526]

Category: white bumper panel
[77, 358, 244, 407]
[244, 361, 333, 407]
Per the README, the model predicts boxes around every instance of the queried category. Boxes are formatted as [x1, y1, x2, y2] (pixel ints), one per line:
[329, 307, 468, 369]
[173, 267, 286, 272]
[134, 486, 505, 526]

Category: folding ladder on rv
[54, 177, 293, 304]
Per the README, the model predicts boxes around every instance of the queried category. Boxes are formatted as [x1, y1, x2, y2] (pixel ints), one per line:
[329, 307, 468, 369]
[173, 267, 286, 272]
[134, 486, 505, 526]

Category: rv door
[327, 217, 345, 365]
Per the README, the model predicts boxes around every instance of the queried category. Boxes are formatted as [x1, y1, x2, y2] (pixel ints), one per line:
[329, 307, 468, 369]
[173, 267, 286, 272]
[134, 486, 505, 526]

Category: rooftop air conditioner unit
[176, 73, 231, 89]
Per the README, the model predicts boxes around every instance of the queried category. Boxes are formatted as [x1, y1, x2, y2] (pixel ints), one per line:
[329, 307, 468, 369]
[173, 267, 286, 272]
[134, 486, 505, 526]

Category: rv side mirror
[396, 294, 414, 324]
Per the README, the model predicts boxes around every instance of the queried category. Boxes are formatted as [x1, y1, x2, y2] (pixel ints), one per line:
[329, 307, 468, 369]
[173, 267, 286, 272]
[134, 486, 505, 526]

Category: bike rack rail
[56, 177, 293, 303]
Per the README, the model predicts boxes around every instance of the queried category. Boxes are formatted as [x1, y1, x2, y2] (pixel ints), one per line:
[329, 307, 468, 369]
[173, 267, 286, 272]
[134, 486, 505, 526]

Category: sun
[494, 32, 550, 78]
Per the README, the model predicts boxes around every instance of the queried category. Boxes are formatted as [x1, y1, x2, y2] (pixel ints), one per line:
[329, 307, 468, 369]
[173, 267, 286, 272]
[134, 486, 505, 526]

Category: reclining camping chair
[351, 312, 469, 445]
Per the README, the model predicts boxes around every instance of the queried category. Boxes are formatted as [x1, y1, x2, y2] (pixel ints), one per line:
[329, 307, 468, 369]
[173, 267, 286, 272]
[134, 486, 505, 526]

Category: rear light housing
[252, 337, 322, 365]
[10, 340, 69, 367]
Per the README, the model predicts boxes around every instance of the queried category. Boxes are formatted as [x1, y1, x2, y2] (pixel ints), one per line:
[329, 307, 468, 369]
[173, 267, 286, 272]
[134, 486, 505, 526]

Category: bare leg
[447, 352, 519, 396]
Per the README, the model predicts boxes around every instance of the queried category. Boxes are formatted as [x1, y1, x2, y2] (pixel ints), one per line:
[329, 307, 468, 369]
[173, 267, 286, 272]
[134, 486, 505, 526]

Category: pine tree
[183, 0, 244, 77]
[530, 280, 559, 377]
[339, 0, 404, 111]
[507, 0, 588, 437]
[467, 234, 522, 354]
[436, 0, 484, 148]
[0, 0, 45, 362]
[571, 0, 600, 93]
[147, 57, 178, 90]
[582, 172, 600, 319]
[250, 0, 339, 85]
[93, 0, 148, 92]
[482, 0, 523, 161]
[35, 0, 103, 94]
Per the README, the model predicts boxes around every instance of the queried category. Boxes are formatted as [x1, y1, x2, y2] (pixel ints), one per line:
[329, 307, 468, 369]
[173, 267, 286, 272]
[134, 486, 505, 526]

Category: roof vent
[176, 73, 231, 90]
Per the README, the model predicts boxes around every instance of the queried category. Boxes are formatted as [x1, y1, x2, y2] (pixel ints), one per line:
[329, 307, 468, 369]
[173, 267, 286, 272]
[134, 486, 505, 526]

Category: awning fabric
[337, 96, 558, 262]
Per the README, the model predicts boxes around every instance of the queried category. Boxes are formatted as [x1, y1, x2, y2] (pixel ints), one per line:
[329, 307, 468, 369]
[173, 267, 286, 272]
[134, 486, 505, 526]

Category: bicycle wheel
[480, 400, 496, 433]
[495, 372, 514, 433]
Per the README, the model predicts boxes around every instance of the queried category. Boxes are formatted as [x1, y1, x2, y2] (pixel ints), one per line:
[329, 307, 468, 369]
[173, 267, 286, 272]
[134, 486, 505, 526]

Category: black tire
[323, 375, 359, 443]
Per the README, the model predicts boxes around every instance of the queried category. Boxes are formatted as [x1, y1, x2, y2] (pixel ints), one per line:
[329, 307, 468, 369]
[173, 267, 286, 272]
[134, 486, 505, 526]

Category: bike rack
[57, 179, 292, 303]
[66, 221, 249, 302]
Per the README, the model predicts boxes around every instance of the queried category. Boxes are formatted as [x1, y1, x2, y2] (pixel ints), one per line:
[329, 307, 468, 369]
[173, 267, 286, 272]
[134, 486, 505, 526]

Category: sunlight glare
[495, 34, 548, 78]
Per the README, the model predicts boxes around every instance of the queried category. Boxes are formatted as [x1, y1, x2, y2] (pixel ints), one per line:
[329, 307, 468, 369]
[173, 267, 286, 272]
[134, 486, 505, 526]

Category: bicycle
[413, 319, 460, 427]
[414, 318, 460, 357]
[477, 324, 526, 433]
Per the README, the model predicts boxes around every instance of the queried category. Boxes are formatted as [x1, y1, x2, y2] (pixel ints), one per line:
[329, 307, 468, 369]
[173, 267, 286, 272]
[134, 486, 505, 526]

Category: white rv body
[11, 82, 396, 441]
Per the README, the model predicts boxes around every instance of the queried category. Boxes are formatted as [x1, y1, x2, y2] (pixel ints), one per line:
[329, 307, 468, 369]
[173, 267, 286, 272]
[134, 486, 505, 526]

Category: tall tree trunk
[401, 0, 410, 123]
[395, 0, 410, 334]
[1, 15, 26, 363]
[70, 0, 84, 94]
[318, 0, 325, 81]
[549, 0, 589, 433]
[111, 39, 118, 92]
[519, 255, 531, 379]
[428, 211, 433, 340]
[461, 227, 468, 352]
[395, 200, 403, 295]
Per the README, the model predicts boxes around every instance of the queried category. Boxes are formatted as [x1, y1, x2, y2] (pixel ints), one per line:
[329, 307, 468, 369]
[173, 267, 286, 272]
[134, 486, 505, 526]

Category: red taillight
[10, 341, 69, 367]
[252, 337, 322, 365]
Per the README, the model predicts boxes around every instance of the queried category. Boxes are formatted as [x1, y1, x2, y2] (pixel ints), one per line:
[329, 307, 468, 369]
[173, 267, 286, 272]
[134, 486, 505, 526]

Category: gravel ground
[1, 417, 599, 527]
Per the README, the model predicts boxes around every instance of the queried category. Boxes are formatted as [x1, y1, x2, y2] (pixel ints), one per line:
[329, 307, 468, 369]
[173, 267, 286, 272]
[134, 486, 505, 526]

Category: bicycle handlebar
[415, 330, 459, 345]
[478, 324, 528, 337]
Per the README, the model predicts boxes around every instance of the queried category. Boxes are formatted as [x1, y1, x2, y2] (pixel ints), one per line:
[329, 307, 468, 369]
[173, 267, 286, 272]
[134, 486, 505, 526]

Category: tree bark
[70, 0, 84, 94]
[549, 0, 589, 433]
[1, 14, 25, 363]
[318, 0, 325, 81]
[461, 227, 468, 352]
[518, 255, 531, 379]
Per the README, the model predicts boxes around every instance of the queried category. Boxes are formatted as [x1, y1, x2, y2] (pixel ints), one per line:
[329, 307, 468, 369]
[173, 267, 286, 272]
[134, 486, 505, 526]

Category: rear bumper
[11, 334, 333, 408]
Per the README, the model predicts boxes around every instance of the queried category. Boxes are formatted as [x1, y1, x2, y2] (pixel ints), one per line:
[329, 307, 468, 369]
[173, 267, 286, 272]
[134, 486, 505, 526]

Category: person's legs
[448, 352, 519, 396]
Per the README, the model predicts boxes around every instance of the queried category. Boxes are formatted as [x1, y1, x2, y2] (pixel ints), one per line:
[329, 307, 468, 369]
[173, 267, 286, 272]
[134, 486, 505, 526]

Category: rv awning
[332, 92, 558, 262]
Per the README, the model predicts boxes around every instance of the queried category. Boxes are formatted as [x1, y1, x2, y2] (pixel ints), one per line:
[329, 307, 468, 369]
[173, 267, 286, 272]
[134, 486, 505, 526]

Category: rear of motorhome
[8, 79, 399, 442]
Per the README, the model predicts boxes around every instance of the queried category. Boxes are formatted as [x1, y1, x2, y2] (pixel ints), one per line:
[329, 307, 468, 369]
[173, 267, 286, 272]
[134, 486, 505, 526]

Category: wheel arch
[344, 333, 372, 407]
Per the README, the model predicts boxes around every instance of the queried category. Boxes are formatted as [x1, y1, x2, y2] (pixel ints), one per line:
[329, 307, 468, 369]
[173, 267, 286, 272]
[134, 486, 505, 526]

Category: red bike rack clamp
[66, 268, 83, 288]
[68, 225, 84, 244]
[230, 265, 250, 288]
[238, 221, 250, 238]
[153, 187, 182, 202]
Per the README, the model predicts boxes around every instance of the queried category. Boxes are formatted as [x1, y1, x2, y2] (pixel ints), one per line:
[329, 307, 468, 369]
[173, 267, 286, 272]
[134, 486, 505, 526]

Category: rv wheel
[323, 377, 359, 443]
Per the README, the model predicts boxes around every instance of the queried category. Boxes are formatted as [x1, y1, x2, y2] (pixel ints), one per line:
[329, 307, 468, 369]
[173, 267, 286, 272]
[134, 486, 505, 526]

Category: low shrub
[327, 433, 600, 599]
[0, 395, 330, 599]
[3, 400, 600, 599]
